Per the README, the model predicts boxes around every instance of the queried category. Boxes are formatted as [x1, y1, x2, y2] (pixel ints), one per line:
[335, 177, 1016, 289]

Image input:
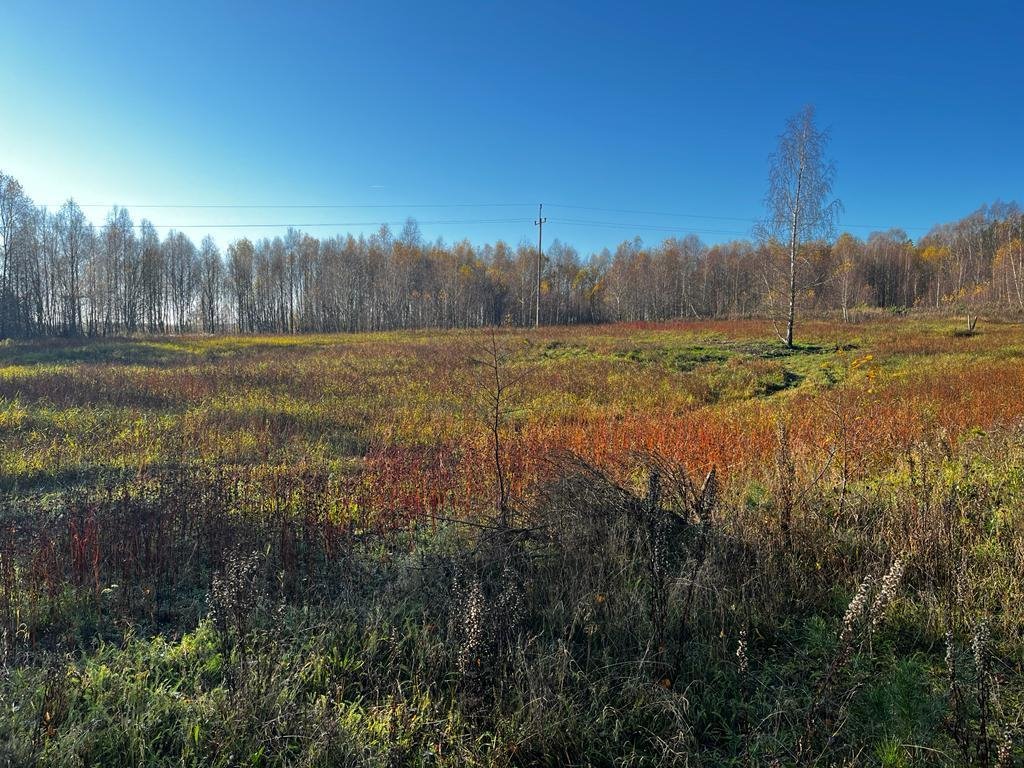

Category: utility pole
[534, 203, 546, 328]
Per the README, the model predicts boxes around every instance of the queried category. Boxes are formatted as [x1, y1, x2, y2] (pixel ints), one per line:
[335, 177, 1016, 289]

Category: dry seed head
[997, 727, 1013, 768]
[840, 574, 874, 647]
[736, 629, 749, 674]
[457, 576, 486, 673]
[944, 629, 957, 694]
[870, 557, 905, 630]
[972, 620, 991, 678]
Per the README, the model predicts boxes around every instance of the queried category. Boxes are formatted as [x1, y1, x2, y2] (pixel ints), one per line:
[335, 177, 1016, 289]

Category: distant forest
[1, 171, 1022, 337]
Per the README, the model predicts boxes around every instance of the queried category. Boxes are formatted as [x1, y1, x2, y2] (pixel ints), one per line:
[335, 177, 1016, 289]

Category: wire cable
[548, 204, 933, 232]
[49, 202, 537, 210]
[549, 218, 751, 237]
[43, 200, 936, 233]
[116, 217, 535, 230]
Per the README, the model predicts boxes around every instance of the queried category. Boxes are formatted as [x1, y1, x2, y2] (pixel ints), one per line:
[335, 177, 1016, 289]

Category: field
[2, 316, 1024, 766]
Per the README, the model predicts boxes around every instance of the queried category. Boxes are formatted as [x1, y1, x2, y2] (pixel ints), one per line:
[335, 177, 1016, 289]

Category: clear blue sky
[2, 1, 1021, 253]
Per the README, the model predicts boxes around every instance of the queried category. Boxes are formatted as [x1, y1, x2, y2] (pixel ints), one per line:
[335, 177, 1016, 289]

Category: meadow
[2, 315, 1023, 766]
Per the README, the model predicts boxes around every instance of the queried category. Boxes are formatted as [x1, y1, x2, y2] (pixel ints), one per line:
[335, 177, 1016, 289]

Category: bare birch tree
[758, 105, 842, 347]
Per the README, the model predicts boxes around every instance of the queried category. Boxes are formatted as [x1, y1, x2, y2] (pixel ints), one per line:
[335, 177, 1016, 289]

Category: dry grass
[1, 315, 1023, 765]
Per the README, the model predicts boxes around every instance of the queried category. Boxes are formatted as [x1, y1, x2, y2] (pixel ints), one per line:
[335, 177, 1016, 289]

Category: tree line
[0, 170, 1021, 338]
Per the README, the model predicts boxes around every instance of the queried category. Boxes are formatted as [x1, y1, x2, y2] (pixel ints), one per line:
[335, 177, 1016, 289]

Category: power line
[548, 204, 934, 232]
[42, 199, 937, 233]
[115, 217, 535, 230]
[550, 204, 758, 224]
[79, 214, 929, 242]
[46, 202, 536, 210]
[550, 218, 751, 237]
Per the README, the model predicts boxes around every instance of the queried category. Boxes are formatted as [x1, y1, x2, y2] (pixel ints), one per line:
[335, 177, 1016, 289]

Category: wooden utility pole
[534, 203, 546, 328]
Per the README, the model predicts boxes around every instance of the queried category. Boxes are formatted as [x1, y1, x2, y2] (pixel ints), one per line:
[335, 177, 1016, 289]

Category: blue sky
[2, 1, 1021, 253]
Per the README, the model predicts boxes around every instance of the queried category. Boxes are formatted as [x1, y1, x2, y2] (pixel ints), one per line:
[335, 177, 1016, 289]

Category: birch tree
[759, 105, 842, 347]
